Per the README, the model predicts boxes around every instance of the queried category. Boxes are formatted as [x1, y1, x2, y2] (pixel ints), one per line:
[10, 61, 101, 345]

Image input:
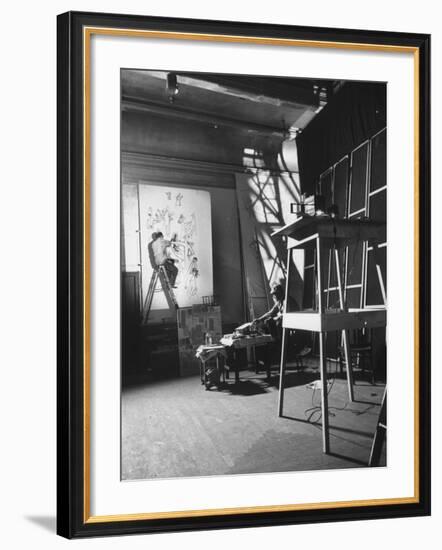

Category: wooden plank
[334, 248, 354, 402]
[317, 237, 330, 453]
[283, 311, 323, 331]
[277, 328, 289, 417]
[282, 309, 386, 331]
[278, 248, 291, 417]
[318, 332, 330, 453]
[372, 243, 387, 306]
[322, 309, 386, 331]
[272, 216, 385, 245]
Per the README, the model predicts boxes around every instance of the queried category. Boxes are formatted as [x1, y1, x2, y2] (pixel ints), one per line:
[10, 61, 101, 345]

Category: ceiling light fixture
[166, 73, 179, 103]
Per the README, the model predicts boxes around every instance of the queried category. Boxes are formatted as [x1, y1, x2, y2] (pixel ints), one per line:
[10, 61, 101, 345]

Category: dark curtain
[296, 82, 386, 195]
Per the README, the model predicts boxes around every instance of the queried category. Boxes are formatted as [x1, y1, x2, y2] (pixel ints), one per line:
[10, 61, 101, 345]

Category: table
[220, 334, 274, 382]
[195, 345, 227, 390]
[273, 215, 386, 453]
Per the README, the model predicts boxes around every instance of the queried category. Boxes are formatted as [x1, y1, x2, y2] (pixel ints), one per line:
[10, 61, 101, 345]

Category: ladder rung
[142, 266, 179, 324]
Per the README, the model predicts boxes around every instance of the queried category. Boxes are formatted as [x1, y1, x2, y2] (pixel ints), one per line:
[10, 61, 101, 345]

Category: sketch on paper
[138, 184, 213, 312]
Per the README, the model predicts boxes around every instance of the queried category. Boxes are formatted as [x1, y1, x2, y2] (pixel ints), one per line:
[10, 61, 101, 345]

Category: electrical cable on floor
[303, 356, 376, 425]
[304, 357, 337, 423]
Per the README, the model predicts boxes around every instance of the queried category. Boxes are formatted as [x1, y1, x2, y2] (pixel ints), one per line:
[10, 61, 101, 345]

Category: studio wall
[296, 81, 387, 194]
[122, 180, 244, 326]
[122, 110, 282, 168]
[138, 184, 213, 310]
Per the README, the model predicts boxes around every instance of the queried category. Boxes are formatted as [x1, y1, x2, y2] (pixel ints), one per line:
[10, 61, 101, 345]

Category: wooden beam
[126, 69, 320, 110]
[122, 96, 288, 138]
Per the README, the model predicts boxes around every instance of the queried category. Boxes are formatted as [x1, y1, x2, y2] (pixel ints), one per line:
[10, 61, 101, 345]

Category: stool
[196, 345, 226, 390]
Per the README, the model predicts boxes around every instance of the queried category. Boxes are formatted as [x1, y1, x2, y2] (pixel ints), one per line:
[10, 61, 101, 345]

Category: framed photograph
[57, 11, 431, 538]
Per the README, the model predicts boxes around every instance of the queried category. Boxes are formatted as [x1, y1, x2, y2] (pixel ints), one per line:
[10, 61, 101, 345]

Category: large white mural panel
[138, 184, 213, 310]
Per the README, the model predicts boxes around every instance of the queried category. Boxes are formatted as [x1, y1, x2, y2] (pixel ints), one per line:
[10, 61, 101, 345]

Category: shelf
[272, 215, 385, 249]
[282, 308, 386, 332]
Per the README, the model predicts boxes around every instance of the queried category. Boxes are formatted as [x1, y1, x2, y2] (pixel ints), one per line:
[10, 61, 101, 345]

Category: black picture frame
[57, 10, 431, 539]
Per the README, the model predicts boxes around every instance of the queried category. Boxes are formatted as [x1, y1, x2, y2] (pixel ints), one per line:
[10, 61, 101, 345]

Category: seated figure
[252, 283, 285, 341]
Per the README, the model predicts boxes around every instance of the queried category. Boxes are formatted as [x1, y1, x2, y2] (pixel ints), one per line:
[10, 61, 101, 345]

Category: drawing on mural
[138, 184, 213, 311]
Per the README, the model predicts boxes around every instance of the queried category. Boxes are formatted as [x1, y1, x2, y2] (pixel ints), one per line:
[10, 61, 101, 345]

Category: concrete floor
[121, 361, 386, 480]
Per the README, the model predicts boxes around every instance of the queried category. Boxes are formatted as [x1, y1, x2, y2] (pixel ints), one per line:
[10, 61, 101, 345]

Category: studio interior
[121, 70, 387, 480]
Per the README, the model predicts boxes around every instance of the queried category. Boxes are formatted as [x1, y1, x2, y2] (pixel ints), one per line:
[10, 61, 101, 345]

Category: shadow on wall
[236, 141, 305, 317]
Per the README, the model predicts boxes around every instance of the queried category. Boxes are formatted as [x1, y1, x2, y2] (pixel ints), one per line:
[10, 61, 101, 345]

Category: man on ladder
[142, 232, 179, 324]
[151, 231, 178, 288]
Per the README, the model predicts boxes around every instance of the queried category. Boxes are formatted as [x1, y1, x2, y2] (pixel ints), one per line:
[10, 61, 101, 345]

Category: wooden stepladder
[141, 265, 178, 324]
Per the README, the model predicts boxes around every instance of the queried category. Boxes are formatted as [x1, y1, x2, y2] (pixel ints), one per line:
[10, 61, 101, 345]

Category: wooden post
[318, 331, 330, 453]
[317, 237, 330, 452]
[316, 237, 324, 312]
[278, 328, 289, 416]
[136, 184, 144, 309]
[372, 244, 387, 306]
[234, 350, 240, 383]
[334, 248, 354, 402]
[369, 386, 387, 466]
[341, 331, 354, 402]
[278, 247, 292, 417]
